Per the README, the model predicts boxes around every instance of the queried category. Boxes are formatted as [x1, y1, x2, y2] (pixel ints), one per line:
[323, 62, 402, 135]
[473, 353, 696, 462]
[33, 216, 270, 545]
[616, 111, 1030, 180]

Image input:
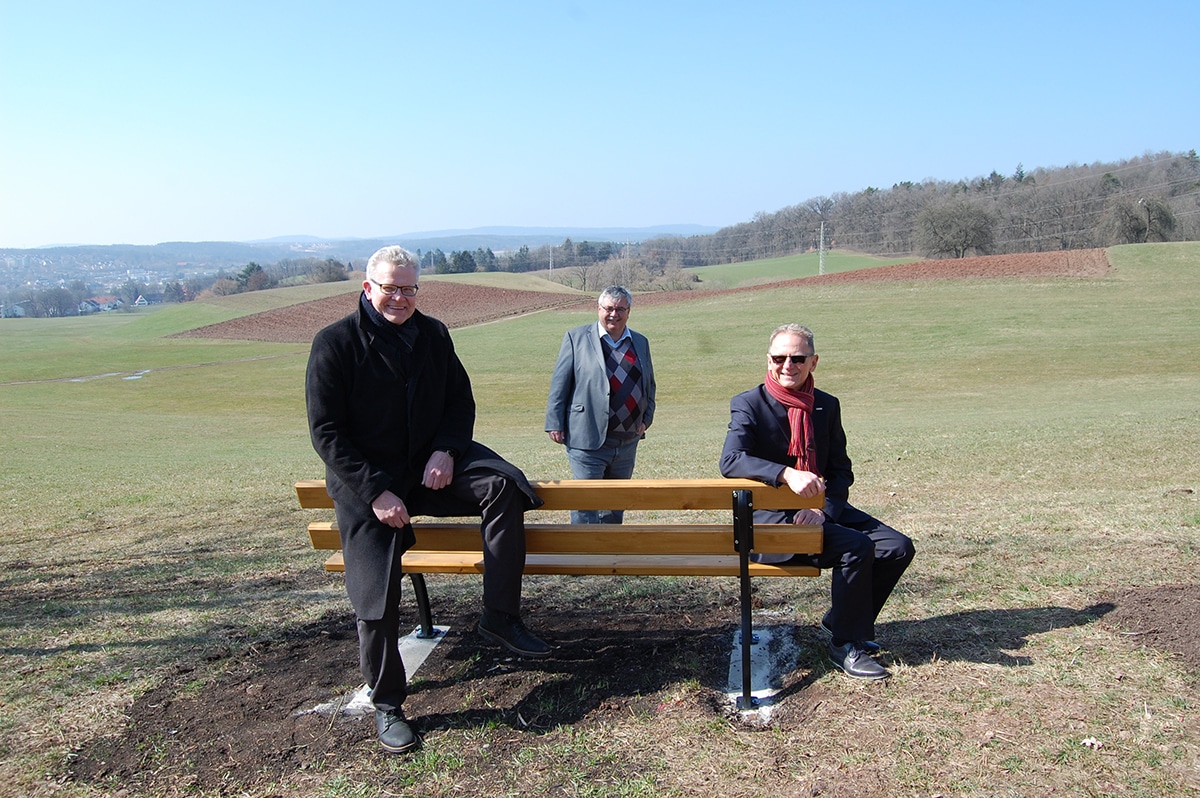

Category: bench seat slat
[308, 521, 822, 556]
[318, 550, 820, 577]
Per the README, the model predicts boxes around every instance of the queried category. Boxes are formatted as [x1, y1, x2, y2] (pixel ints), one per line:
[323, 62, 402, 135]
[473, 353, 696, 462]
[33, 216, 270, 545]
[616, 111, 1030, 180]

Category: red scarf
[763, 372, 820, 476]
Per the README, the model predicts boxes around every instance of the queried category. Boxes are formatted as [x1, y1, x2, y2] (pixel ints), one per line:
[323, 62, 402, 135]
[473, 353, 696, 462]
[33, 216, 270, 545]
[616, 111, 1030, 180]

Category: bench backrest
[295, 478, 818, 512]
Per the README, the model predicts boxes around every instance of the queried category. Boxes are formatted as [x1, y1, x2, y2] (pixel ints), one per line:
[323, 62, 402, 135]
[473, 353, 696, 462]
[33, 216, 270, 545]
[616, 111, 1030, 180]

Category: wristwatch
[438, 448, 459, 459]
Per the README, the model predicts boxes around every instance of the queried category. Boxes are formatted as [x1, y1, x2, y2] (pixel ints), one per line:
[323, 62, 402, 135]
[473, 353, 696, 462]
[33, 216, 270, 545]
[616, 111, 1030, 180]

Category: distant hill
[2, 225, 719, 273]
[361, 225, 719, 258]
[391, 224, 718, 243]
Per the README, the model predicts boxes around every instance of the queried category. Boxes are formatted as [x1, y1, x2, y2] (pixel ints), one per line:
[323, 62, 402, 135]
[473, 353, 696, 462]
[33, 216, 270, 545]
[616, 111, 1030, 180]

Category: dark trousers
[795, 515, 915, 643]
[564, 437, 640, 523]
[358, 538, 409, 713]
[358, 468, 528, 711]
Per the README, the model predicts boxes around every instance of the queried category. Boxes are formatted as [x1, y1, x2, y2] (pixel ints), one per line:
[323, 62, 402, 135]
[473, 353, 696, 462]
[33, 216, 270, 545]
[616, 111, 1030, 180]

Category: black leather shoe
[821, 617, 881, 654]
[828, 640, 890, 680]
[375, 709, 418, 753]
[478, 609, 552, 658]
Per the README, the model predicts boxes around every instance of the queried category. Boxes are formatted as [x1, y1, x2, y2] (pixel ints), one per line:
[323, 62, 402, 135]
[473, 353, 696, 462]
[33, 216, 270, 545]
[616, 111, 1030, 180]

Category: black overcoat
[305, 300, 539, 618]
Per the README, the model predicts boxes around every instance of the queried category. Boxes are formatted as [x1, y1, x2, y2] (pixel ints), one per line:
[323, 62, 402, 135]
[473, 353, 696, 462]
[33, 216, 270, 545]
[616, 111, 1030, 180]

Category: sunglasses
[769, 354, 812, 365]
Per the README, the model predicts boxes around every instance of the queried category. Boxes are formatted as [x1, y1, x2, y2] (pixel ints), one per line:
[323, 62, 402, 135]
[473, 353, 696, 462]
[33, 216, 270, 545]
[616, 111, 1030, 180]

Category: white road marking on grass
[297, 625, 450, 717]
[725, 623, 799, 719]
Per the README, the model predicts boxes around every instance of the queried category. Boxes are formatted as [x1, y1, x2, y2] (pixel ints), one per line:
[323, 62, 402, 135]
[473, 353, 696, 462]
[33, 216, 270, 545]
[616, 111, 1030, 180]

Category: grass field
[423, 270, 587, 293]
[686, 249, 917, 289]
[1, 243, 1198, 797]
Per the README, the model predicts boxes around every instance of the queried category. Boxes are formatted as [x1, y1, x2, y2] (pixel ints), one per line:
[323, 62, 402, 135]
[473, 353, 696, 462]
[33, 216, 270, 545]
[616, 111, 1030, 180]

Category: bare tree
[915, 201, 996, 258]
[571, 261, 596, 292]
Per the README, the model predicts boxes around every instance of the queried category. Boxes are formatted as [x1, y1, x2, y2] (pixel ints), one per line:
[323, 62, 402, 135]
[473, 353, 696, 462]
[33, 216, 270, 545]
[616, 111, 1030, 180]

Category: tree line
[639, 150, 1200, 263]
[8, 150, 1197, 317]
[419, 151, 1198, 288]
[416, 238, 697, 294]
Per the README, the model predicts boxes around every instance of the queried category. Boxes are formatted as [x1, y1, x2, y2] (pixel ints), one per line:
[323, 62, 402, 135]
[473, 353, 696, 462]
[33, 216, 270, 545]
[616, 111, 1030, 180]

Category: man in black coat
[720, 324, 915, 681]
[306, 245, 550, 753]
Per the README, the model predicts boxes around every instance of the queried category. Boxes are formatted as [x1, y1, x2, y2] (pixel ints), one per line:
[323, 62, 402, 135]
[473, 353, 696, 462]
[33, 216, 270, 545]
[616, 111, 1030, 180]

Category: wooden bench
[295, 478, 823, 708]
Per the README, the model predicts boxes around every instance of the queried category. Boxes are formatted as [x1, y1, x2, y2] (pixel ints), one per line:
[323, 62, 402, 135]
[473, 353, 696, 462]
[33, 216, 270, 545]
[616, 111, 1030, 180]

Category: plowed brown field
[175, 248, 1112, 342]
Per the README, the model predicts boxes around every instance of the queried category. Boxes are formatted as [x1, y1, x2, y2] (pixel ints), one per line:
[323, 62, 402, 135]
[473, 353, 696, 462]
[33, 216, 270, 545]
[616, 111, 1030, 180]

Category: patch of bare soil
[66, 587, 750, 795]
[788, 247, 1112, 284]
[172, 283, 591, 343]
[1100, 583, 1200, 672]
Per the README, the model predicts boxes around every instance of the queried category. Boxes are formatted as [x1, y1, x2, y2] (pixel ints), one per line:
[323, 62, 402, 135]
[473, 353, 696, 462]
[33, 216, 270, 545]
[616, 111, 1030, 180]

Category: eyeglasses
[369, 279, 419, 297]
[769, 354, 813, 365]
[600, 305, 629, 315]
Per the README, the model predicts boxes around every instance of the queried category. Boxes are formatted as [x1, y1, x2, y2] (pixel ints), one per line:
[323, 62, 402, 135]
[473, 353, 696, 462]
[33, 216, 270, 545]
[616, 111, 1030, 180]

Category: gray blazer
[545, 322, 656, 451]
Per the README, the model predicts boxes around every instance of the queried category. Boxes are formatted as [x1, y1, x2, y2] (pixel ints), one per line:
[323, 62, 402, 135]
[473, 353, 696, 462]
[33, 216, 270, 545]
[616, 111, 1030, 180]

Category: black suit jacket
[719, 383, 870, 526]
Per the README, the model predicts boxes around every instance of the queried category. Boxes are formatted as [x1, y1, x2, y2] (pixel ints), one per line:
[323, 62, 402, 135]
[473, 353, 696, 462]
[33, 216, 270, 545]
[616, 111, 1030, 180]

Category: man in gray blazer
[545, 285, 656, 523]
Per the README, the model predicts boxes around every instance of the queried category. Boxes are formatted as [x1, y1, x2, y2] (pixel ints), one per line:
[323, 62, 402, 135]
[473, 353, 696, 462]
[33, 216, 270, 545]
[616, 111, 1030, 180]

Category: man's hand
[372, 489, 411, 528]
[781, 466, 825, 498]
[547, 430, 565, 445]
[422, 450, 455, 490]
[793, 508, 826, 525]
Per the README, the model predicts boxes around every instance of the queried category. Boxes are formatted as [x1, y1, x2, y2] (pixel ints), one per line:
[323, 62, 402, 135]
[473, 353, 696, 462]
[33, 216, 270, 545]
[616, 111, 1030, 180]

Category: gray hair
[599, 285, 632, 307]
[366, 245, 420, 280]
[769, 324, 815, 350]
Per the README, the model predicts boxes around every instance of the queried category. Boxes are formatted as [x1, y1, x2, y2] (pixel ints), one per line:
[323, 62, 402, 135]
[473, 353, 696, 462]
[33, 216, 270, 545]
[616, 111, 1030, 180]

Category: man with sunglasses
[306, 245, 551, 754]
[719, 324, 915, 680]
[545, 285, 656, 523]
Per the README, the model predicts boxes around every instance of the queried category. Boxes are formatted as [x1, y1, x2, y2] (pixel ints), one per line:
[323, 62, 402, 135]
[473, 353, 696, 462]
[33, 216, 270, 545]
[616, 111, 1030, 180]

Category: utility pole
[818, 222, 826, 275]
[1138, 198, 1151, 242]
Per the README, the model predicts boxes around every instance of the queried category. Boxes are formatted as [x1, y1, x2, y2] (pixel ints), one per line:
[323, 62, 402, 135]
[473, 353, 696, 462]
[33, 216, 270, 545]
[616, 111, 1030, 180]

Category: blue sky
[1, 1, 1196, 249]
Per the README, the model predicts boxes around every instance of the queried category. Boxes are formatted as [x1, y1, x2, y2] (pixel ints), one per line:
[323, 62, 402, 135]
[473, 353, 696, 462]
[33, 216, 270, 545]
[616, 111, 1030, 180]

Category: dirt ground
[171, 282, 592, 343]
[70, 249, 1199, 794]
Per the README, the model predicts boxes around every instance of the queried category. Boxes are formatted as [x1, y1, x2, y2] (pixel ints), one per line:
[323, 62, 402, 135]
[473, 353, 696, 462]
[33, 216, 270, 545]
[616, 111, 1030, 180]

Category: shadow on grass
[727, 602, 1118, 709]
[0, 548, 335, 658]
[881, 602, 1117, 667]
[410, 601, 1118, 732]
[2, 542, 1115, 685]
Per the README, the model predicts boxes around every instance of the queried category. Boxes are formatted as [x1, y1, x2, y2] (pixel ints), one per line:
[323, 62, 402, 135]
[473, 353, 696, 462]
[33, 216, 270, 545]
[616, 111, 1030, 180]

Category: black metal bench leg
[733, 489, 757, 710]
[408, 573, 436, 638]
